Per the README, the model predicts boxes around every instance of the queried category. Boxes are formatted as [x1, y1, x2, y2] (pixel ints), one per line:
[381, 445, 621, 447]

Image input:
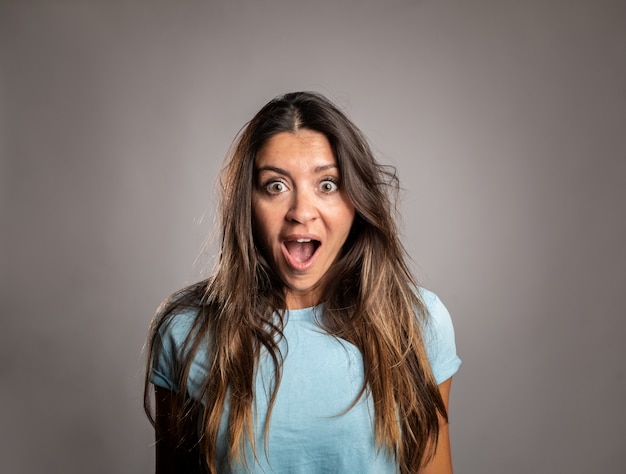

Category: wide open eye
[319, 179, 339, 193]
[266, 180, 288, 194]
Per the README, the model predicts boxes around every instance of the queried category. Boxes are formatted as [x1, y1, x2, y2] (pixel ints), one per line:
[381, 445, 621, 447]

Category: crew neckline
[283, 304, 323, 321]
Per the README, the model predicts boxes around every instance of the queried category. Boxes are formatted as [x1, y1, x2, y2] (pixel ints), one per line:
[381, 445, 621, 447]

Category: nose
[285, 188, 318, 224]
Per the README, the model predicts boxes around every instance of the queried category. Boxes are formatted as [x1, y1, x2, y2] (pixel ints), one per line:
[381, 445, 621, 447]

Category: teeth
[295, 238, 311, 243]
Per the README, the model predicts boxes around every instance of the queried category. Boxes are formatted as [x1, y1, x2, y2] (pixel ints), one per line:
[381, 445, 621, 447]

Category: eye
[265, 180, 288, 194]
[319, 179, 339, 193]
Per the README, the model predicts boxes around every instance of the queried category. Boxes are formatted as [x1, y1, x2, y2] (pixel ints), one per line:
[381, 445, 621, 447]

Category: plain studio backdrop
[2, 1, 625, 473]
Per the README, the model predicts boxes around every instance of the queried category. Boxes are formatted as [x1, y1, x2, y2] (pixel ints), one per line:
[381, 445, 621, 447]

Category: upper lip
[281, 233, 321, 243]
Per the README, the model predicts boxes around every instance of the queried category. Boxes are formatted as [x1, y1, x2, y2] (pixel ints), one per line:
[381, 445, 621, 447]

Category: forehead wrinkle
[255, 130, 339, 176]
[254, 164, 338, 178]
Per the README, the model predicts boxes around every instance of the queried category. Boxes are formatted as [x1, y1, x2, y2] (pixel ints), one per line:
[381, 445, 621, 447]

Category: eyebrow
[255, 164, 338, 176]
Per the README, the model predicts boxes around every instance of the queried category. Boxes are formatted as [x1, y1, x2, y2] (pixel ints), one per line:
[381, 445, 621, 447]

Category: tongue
[285, 241, 316, 263]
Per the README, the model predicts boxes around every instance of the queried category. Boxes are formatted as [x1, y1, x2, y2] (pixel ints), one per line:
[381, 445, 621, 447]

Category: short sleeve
[150, 309, 199, 393]
[419, 288, 462, 384]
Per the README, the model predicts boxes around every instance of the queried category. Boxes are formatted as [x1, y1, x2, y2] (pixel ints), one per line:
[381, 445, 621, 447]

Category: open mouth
[283, 238, 321, 267]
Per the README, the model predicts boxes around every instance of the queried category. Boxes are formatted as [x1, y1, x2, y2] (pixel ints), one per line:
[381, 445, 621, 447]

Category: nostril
[286, 198, 318, 223]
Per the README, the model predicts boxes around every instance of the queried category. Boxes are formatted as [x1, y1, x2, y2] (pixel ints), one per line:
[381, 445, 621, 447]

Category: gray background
[2, 0, 625, 473]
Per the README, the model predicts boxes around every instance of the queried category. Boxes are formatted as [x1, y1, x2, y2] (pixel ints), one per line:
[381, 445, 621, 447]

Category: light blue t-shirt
[151, 288, 461, 473]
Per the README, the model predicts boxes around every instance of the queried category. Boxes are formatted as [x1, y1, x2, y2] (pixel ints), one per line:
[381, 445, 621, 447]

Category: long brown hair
[144, 91, 447, 473]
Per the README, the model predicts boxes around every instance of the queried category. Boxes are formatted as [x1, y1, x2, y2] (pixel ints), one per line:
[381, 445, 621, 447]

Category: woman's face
[252, 130, 356, 309]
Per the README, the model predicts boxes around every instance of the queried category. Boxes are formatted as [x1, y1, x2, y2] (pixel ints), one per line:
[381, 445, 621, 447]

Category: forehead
[255, 130, 337, 170]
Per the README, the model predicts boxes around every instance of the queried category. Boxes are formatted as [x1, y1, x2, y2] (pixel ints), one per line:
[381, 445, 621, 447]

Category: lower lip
[281, 242, 320, 272]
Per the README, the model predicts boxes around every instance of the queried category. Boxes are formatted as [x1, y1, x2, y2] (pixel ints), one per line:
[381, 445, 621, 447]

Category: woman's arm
[154, 386, 199, 474]
[418, 377, 454, 474]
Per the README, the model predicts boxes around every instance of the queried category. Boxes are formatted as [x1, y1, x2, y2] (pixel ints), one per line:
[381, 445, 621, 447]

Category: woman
[144, 91, 461, 473]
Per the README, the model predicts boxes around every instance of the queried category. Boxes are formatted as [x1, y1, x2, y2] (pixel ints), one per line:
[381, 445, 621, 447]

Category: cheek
[252, 203, 275, 248]
[338, 201, 356, 231]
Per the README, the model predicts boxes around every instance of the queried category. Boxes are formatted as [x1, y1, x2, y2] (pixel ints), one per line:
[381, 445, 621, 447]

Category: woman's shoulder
[417, 287, 449, 321]
[154, 281, 208, 343]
